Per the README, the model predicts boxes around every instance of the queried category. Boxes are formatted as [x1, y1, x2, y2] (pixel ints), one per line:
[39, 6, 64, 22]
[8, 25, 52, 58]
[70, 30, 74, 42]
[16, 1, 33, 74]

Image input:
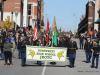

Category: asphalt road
[0, 39, 100, 75]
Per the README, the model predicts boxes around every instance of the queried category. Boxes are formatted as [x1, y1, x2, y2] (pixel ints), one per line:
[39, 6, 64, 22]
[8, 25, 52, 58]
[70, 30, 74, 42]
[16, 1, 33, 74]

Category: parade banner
[26, 46, 67, 62]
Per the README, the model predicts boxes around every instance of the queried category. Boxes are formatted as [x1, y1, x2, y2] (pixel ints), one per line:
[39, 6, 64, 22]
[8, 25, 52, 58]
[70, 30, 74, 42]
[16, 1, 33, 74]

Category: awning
[94, 18, 100, 24]
[78, 24, 87, 32]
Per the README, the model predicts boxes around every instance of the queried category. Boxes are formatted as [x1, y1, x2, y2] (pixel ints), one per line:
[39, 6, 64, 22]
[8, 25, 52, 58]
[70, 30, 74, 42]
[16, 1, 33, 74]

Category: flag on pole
[46, 19, 49, 45]
[54, 16, 57, 46]
[52, 26, 54, 47]
[34, 22, 37, 41]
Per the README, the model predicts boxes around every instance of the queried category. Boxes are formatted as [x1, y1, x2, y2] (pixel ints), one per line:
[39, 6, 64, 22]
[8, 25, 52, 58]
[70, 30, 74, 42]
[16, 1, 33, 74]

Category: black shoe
[95, 67, 98, 69]
[72, 63, 74, 67]
[89, 61, 91, 63]
[91, 66, 95, 68]
[22, 65, 25, 67]
[69, 66, 73, 68]
[86, 62, 89, 63]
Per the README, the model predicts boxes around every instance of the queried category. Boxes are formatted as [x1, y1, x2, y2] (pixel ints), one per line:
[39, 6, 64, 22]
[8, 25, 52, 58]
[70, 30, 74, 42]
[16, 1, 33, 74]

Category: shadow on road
[25, 64, 66, 67]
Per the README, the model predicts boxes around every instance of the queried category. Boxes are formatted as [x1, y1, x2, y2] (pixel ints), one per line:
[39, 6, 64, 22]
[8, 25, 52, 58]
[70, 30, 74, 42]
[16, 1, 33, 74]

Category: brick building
[0, 0, 24, 27]
[0, 0, 44, 32]
[28, 0, 44, 31]
[78, 0, 100, 34]
[78, 1, 94, 34]
[41, 0, 44, 32]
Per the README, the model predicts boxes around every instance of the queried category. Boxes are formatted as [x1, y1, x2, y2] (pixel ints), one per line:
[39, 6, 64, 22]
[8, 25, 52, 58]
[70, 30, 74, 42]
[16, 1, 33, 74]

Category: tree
[3, 16, 13, 29]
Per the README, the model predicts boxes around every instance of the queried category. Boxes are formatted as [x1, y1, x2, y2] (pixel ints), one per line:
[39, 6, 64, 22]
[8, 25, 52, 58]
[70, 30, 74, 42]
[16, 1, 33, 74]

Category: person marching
[79, 33, 84, 49]
[91, 40, 99, 69]
[68, 36, 78, 68]
[20, 37, 30, 67]
[38, 38, 43, 66]
[84, 36, 93, 63]
[57, 36, 61, 47]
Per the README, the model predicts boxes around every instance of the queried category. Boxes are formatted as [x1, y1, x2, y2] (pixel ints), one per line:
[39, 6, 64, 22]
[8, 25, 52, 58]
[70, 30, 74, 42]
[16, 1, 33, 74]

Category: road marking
[41, 61, 47, 75]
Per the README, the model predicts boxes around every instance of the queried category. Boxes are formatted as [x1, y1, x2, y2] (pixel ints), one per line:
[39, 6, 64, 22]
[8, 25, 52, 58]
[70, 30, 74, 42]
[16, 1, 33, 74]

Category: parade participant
[68, 36, 78, 68]
[91, 41, 99, 69]
[43, 34, 46, 46]
[20, 37, 30, 67]
[57, 36, 61, 47]
[65, 33, 70, 57]
[61, 35, 65, 47]
[49, 36, 52, 47]
[79, 33, 84, 49]
[38, 38, 43, 66]
[4, 38, 13, 66]
[84, 36, 93, 63]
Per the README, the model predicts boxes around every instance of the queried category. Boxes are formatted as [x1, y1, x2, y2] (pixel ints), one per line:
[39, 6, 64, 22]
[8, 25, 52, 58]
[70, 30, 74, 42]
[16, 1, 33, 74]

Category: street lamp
[67, 11, 77, 37]
[15, 11, 18, 31]
[45, 11, 53, 29]
[32, 20, 34, 30]
[27, 15, 29, 27]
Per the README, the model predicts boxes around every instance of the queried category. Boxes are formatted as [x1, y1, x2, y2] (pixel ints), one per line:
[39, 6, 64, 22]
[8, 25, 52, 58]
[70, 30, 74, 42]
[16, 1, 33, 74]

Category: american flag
[34, 22, 37, 41]
[46, 20, 49, 45]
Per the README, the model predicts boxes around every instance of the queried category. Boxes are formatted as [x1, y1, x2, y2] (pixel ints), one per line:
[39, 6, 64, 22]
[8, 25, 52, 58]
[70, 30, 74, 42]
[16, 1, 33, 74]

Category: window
[28, 4, 31, 15]
[0, 3, 1, 11]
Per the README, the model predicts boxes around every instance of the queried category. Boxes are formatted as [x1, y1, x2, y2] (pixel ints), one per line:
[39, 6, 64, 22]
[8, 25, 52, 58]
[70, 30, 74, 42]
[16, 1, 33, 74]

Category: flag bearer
[38, 38, 43, 66]
[68, 36, 78, 68]
[84, 36, 93, 63]
[91, 40, 99, 69]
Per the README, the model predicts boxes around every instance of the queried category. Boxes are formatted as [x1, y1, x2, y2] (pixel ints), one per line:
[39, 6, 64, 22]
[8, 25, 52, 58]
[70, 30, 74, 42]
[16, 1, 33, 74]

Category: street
[0, 39, 100, 75]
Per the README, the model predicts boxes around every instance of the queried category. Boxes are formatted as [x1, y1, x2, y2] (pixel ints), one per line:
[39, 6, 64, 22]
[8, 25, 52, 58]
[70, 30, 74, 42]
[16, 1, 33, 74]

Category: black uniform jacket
[57, 39, 61, 47]
[79, 35, 84, 42]
[65, 37, 70, 47]
[84, 41, 93, 52]
[20, 41, 30, 53]
[68, 41, 78, 54]
[92, 44, 99, 55]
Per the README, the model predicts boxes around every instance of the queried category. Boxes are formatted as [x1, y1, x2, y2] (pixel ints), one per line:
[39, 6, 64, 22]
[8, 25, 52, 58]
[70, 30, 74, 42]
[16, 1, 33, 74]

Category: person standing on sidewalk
[84, 36, 93, 63]
[79, 33, 84, 49]
[91, 40, 99, 69]
[1, 35, 6, 60]
[4, 38, 13, 66]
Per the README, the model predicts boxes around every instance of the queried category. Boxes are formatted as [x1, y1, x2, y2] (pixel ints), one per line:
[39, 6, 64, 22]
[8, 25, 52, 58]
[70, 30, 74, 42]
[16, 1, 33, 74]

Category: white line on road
[41, 61, 47, 75]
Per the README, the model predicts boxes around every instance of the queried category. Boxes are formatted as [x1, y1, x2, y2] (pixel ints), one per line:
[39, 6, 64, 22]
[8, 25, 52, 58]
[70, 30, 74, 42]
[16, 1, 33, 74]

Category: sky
[44, 0, 94, 33]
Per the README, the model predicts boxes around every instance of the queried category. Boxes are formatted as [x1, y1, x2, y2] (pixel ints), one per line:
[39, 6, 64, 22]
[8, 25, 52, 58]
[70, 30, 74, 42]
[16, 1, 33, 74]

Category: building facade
[78, 1, 94, 34]
[78, 0, 100, 34]
[0, 0, 44, 32]
[28, 0, 43, 31]
[0, 0, 24, 27]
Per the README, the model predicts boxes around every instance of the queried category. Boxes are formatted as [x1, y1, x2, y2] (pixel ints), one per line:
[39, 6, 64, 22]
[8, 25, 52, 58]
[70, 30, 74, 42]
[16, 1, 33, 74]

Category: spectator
[4, 38, 13, 66]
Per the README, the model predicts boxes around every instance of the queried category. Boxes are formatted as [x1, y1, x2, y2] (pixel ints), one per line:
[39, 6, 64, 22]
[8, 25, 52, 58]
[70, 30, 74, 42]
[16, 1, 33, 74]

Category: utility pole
[1, 0, 4, 21]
